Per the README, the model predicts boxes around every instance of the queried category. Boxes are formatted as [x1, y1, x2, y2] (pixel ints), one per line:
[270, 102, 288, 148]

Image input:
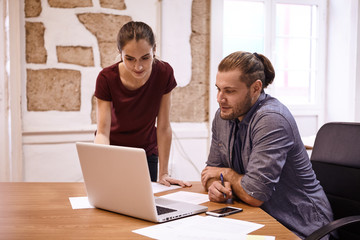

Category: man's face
[216, 70, 256, 121]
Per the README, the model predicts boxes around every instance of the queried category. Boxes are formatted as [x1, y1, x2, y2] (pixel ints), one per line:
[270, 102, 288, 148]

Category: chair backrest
[310, 122, 360, 239]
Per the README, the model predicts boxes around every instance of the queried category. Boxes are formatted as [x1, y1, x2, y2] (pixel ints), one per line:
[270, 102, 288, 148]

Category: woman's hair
[218, 51, 275, 89]
[117, 21, 156, 52]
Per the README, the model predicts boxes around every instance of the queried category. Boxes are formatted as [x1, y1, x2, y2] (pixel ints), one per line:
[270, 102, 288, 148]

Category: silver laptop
[75, 142, 208, 223]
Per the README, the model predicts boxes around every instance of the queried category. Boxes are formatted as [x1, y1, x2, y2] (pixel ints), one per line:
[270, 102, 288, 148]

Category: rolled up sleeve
[241, 113, 295, 202]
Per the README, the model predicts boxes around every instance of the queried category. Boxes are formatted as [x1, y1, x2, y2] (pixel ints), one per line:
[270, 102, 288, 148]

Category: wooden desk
[0, 182, 300, 240]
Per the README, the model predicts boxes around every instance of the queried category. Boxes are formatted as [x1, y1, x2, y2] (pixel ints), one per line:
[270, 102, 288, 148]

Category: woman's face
[120, 39, 155, 80]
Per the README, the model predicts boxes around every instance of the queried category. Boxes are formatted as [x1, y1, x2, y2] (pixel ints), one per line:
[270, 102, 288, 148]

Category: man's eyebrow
[216, 85, 236, 90]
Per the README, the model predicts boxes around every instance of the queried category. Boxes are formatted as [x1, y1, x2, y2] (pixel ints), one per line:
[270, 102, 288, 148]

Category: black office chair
[305, 122, 360, 240]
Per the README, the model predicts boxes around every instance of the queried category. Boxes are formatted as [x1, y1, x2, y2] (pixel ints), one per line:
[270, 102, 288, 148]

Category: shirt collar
[238, 92, 267, 126]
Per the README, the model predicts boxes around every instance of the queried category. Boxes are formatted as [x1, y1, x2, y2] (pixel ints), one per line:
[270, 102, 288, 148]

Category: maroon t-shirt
[94, 60, 177, 156]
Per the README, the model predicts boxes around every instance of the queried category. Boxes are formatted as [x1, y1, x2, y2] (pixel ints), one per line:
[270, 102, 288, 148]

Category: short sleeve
[163, 62, 177, 94]
[94, 70, 112, 101]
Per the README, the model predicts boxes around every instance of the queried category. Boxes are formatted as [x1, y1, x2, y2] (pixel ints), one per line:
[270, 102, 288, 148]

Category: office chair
[305, 122, 360, 240]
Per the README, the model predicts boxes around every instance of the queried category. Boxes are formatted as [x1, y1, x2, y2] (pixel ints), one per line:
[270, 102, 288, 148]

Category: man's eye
[126, 57, 135, 61]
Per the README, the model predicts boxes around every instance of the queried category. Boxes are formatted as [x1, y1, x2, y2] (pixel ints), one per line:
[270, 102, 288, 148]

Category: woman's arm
[94, 98, 111, 145]
[156, 92, 191, 187]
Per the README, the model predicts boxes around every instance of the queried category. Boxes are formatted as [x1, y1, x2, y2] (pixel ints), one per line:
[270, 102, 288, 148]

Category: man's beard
[219, 92, 252, 120]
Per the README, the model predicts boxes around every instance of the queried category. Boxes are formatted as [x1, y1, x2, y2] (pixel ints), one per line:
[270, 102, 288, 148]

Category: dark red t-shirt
[94, 60, 177, 156]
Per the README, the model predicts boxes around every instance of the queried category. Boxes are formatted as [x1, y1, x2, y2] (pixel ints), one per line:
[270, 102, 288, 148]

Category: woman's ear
[153, 44, 157, 57]
[119, 51, 123, 61]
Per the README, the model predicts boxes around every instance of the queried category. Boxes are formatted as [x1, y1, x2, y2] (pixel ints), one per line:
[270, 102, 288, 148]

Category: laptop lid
[75, 142, 207, 223]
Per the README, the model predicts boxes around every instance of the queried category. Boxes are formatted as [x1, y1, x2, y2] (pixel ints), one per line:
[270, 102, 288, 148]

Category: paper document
[159, 191, 209, 204]
[151, 182, 181, 193]
[69, 197, 94, 209]
[133, 215, 267, 239]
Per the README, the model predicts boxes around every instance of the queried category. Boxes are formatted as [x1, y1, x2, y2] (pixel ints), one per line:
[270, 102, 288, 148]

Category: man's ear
[252, 79, 263, 94]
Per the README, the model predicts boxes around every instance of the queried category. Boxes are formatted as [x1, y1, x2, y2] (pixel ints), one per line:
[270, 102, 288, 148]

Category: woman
[94, 21, 190, 187]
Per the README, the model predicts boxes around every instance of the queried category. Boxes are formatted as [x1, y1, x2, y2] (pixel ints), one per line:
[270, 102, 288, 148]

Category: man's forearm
[224, 170, 263, 207]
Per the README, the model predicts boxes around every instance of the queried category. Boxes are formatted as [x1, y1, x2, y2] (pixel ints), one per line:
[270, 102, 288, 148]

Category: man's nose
[217, 92, 225, 103]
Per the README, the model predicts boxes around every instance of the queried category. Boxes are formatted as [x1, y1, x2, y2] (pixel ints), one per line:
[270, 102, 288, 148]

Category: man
[201, 51, 333, 239]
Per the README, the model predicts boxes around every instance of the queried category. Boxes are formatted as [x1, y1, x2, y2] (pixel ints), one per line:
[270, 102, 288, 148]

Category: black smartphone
[205, 206, 243, 217]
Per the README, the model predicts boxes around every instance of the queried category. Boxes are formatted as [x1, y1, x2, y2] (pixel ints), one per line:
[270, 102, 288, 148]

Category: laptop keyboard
[156, 205, 177, 215]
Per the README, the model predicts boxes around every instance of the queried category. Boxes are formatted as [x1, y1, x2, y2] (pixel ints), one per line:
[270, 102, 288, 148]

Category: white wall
[22, 123, 208, 182]
[357, 1, 360, 121]
[22, 0, 160, 133]
[19, 0, 208, 182]
[326, 0, 360, 122]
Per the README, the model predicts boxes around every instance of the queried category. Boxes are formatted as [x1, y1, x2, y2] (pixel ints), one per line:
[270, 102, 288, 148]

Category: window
[210, 0, 327, 132]
[273, 3, 319, 105]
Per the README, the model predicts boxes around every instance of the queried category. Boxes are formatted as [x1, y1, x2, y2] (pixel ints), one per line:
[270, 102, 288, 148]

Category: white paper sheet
[159, 191, 209, 204]
[133, 215, 268, 240]
[151, 182, 181, 193]
[69, 196, 94, 209]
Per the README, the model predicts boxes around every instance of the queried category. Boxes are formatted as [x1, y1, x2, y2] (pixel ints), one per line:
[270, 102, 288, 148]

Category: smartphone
[205, 206, 243, 217]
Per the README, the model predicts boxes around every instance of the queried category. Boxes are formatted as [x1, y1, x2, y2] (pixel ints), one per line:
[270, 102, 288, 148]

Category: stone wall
[24, 0, 210, 122]
[76, 13, 131, 68]
[26, 69, 81, 111]
[25, 21, 47, 64]
[170, 0, 210, 122]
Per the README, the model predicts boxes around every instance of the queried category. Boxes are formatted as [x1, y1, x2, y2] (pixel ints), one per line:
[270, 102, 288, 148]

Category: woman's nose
[134, 61, 143, 71]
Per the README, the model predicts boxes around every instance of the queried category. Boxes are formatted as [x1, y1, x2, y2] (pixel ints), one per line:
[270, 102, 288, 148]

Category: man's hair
[218, 51, 275, 89]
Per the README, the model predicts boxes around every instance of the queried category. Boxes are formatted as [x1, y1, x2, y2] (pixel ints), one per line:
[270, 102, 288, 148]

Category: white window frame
[0, 0, 23, 181]
[210, 0, 328, 136]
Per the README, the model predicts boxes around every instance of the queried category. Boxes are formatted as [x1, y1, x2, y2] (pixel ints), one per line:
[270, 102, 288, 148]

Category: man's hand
[158, 173, 192, 187]
[202, 166, 264, 206]
[201, 166, 228, 188]
[208, 180, 232, 202]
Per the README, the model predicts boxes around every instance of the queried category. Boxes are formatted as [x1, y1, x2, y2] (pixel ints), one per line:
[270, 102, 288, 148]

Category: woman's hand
[158, 173, 192, 187]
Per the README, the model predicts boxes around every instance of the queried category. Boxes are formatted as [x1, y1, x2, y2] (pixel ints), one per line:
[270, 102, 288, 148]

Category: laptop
[75, 142, 208, 223]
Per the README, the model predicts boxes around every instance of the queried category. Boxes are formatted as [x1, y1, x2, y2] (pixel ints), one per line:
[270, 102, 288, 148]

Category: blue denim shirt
[207, 92, 333, 239]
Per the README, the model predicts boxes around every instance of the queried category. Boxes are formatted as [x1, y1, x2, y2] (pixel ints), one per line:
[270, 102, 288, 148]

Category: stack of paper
[133, 215, 275, 240]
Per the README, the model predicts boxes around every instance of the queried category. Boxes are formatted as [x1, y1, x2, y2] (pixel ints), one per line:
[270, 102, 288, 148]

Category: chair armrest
[305, 215, 360, 240]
